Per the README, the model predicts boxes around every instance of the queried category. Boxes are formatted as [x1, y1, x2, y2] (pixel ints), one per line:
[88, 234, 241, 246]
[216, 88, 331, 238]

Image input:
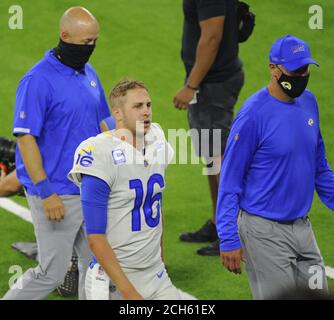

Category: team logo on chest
[154, 141, 164, 150]
[308, 118, 314, 126]
[19, 111, 26, 119]
[90, 80, 97, 88]
[112, 149, 126, 164]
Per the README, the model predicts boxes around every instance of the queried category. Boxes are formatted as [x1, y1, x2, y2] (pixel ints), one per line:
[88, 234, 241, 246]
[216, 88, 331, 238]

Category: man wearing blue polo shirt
[216, 35, 334, 299]
[3, 7, 111, 300]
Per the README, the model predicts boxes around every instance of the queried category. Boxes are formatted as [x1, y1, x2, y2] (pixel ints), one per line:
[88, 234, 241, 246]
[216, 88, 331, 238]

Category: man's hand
[173, 86, 197, 110]
[41, 193, 65, 221]
[220, 248, 246, 274]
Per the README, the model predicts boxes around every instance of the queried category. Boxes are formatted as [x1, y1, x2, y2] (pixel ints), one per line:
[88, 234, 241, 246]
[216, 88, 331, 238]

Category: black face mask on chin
[53, 38, 95, 71]
[276, 66, 310, 98]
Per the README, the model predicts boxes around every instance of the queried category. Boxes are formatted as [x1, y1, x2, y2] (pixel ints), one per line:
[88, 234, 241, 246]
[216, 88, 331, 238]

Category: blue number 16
[129, 174, 164, 232]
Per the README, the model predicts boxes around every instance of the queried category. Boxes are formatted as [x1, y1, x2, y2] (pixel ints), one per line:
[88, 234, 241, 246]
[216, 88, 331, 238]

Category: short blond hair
[108, 79, 148, 109]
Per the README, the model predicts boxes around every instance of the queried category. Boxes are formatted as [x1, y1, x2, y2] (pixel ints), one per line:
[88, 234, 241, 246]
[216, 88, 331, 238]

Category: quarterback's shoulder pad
[75, 135, 103, 155]
[149, 122, 167, 141]
[68, 134, 115, 187]
[148, 122, 174, 167]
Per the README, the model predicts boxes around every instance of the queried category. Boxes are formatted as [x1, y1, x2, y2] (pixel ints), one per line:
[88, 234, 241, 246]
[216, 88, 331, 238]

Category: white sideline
[0, 197, 32, 223]
[325, 266, 334, 280]
[1, 197, 334, 282]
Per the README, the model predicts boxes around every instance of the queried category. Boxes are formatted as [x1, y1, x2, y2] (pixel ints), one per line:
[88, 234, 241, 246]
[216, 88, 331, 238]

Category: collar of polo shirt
[46, 50, 87, 76]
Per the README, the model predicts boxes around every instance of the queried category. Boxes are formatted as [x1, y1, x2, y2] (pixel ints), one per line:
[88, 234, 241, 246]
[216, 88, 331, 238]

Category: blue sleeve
[315, 131, 334, 210]
[12, 75, 51, 137]
[102, 116, 116, 130]
[216, 113, 258, 252]
[81, 174, 111, 234]
[96, 77, 111, 122]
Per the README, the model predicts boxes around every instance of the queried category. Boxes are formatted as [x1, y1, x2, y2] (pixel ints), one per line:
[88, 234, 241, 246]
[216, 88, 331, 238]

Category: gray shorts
[187, 69, 244, 158]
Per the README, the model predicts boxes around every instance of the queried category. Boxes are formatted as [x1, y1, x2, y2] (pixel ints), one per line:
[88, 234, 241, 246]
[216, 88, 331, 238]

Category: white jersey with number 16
[68, 123, 174, 271]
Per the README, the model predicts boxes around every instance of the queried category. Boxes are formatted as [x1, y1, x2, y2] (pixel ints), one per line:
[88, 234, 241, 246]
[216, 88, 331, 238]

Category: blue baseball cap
[269, 35, 319, 71]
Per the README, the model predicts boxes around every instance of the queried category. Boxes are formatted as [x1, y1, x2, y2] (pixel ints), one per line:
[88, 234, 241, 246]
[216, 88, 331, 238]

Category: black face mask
[277, 67, 310, 98]
[53, 38, 95, 71]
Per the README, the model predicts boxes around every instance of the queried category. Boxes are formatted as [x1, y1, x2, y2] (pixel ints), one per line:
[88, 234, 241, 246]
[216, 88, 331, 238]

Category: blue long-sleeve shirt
[216, 87, 334, 251]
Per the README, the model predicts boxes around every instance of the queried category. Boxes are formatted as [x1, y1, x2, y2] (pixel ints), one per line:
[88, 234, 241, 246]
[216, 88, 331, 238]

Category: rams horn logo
[281, 82, 292, 90]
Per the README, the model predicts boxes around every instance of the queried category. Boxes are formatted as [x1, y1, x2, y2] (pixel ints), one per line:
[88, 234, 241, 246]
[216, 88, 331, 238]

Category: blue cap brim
[283, 57, 319, 71]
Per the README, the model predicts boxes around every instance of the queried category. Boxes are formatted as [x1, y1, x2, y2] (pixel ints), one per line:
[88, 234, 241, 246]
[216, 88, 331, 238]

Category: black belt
[276, 219, 296, 225]
[241, 210, 308, 225]
[276, 216, 309, 225]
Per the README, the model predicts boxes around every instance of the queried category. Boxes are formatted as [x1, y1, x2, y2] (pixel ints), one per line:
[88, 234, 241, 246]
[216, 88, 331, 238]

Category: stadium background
[0, 0, 333, 299]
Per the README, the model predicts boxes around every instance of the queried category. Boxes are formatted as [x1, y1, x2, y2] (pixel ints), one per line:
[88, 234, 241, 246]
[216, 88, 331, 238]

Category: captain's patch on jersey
[112, 149, 126, 164]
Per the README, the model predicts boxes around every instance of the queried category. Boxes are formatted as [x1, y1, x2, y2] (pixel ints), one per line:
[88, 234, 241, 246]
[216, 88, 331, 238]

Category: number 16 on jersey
[129, 174, 164, 232]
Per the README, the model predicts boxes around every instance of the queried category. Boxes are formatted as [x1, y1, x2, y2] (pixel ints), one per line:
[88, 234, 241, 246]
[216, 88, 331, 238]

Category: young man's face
[120, 88, 152, 136]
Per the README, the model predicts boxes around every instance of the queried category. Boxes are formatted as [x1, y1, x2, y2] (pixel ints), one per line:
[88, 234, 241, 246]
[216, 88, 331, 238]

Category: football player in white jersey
[68, 79, 182, 300]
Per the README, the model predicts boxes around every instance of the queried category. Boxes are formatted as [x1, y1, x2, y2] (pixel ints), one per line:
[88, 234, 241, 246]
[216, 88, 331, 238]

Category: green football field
[0, 0, 334, 300]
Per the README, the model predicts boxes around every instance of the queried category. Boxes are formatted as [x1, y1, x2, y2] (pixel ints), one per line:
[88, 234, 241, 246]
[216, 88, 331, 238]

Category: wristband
[34, 178, 54, 199]
[186, 84, 198, 91]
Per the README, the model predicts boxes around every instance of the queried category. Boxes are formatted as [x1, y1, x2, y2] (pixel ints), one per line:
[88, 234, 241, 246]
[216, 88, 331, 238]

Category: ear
[269, 64, 280, 79]
[112, 107, 123, 121]
[60, 31, 70, 42]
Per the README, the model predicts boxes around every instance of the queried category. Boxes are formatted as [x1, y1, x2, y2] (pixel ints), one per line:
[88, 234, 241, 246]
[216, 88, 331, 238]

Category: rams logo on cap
[292, 44, 305, 54]
[281, 82, 292, 90]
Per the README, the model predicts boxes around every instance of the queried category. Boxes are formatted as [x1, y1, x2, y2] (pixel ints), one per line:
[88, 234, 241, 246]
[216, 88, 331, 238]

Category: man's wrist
[220, 238, 241, 252]
[186, 83, 199, 91]
[34, 178, 54, 199]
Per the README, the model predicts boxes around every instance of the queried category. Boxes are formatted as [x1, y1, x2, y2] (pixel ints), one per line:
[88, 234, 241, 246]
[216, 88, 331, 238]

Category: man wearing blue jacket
[216, 35, 333, 299]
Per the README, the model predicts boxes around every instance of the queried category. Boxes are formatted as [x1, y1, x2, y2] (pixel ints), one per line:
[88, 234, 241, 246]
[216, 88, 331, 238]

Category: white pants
[85, 262, 195, 300]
